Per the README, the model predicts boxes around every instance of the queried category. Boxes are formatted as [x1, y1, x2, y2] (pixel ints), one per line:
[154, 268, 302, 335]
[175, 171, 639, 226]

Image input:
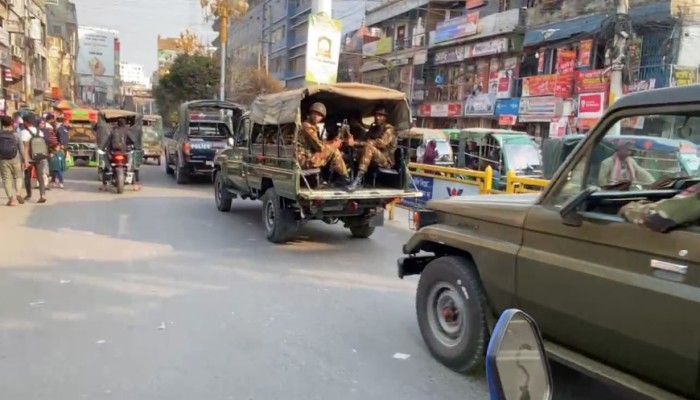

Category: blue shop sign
[494, 98, 521, 116]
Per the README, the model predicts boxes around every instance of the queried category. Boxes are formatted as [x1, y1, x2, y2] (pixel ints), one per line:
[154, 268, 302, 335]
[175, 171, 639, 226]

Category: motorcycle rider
[100, 118, 139, 191]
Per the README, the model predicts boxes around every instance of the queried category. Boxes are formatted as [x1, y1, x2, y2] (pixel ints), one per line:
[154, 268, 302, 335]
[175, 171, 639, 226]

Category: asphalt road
[0, 164, 642, 400]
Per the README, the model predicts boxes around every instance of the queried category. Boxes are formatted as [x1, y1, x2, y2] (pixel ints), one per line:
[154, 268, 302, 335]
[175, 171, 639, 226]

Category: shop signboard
[494, 98, 520, 116]
[419, 102, 462, 117]
[518, 96, 562, 122]
[469, 38, 509, 58]
[434, 13, 478, 43]
[575, 70, 609, 93]
[522, 75, 556, 97]
[577, 92, 606, 119]
[623, 78, 656, 94]
[463, 92, 495, 115]
[434, 45, 468, 65]
[670, 65, 698, 87]
[499, 115, 517, 125]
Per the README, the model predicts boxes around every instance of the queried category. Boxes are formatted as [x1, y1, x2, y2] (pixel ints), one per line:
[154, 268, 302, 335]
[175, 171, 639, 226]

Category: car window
[552, 113, 700, 206]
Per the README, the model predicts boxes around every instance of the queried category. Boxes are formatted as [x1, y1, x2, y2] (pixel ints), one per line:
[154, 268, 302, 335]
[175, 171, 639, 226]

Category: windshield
[188, 121, 231, 137]
[503, 143, 542, 175]
[680, 152, 700, 176]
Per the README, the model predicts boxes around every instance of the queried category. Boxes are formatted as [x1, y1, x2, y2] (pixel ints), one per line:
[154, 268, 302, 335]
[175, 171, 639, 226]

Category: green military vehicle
[398, 85, 700, 400]
[213, 83, 422, 243]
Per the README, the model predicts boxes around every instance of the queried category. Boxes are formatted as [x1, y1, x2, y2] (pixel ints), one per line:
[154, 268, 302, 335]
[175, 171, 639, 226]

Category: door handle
[650, 259, 687, 275]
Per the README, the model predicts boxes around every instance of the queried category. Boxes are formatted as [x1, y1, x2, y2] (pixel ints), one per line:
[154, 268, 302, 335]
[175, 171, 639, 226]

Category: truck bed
[298, 187, 423, 201]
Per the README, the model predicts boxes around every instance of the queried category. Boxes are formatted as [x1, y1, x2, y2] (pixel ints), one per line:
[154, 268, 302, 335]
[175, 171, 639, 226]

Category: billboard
[77, 27, 116, 77]
[305, 14, 341, 85]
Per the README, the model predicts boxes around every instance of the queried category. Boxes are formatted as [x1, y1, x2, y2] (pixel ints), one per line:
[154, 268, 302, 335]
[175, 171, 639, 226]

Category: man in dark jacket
[56, 117, 69, 146]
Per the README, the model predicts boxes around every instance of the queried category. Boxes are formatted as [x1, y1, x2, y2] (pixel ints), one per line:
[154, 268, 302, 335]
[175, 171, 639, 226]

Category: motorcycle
[99, 148, 135, 194]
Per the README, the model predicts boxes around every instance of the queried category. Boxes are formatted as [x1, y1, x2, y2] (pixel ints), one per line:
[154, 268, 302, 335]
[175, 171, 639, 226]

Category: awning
[524, 14, 609, 47]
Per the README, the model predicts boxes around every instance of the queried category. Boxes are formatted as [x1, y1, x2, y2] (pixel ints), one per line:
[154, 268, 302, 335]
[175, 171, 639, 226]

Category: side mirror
[486, 309, 553, 400]
[559, 186, 598, 227]
[227, 137, 235, 147]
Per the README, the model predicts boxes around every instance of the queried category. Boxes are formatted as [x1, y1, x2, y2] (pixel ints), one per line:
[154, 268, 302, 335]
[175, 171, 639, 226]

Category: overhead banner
[77, 27, 116, 77]
[305, 13, 342, 85]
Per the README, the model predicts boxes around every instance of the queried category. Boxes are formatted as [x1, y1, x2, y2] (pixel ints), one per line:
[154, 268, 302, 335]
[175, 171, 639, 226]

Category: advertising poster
[575, 70, 609, 93]
[401, 175, 433, 207]
[670, 65, 698, 87]
[77, 27, 115, 77]
[434, 13, 478, 43]
[577, 39, 593, 68]
[577, 92, 605, 119]
[305, 14, 342, 85]
[522, 75, 556, 97]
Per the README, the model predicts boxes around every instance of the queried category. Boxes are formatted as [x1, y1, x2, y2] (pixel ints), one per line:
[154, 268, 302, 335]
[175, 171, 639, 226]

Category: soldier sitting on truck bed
[297, 102, 352, 188]
[346, 107, 396, 192]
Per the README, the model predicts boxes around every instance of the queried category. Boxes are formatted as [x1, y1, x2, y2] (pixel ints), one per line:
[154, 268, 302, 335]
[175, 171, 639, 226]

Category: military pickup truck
[163, 100, 244, 184]
[398, 85, 700, 400]
[213, 83, 422, 243]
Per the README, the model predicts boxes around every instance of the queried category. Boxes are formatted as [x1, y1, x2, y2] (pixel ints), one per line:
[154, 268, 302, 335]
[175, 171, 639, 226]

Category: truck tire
[349, 224, 375, 238]
[261, 188, 295, 243]
[175, 156, 188, 184]
[165, 152, 174, 175]
[214, 171, 232, 212]
[416, 256, 488, 373]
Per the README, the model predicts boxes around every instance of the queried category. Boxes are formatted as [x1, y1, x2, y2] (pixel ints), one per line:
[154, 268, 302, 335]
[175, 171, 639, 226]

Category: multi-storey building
[46, 0, 79, 102]
[120, 62, 146, 85]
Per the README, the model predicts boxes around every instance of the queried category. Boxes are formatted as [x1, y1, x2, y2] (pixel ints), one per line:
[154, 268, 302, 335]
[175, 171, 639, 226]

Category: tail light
[347, 201, 359, 212]
[113, 154, 125, 162]
[182, 141, 190, 155]
[413, 210, 438, 230]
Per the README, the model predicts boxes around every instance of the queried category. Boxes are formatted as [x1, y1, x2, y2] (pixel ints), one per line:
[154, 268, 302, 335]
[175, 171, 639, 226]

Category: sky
[70, 0, 368, 77]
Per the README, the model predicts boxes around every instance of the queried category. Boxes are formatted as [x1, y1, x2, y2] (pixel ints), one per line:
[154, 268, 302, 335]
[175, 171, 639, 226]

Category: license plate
[205, 161, 214, 166]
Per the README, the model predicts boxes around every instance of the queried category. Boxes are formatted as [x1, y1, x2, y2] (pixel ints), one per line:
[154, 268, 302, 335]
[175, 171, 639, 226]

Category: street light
[200, 0, 250, 101]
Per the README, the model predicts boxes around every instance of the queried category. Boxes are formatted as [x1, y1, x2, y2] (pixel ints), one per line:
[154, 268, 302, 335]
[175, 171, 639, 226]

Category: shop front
[518, 96, 573, 138]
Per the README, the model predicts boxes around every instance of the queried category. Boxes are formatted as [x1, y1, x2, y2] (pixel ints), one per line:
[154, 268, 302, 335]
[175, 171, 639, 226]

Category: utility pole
[608, 0, 631, 135]
[201, 0, 250, 101]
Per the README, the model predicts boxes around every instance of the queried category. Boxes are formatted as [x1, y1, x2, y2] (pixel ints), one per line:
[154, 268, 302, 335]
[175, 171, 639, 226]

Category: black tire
[214, 171, 232, 212]
[175, 157, 188, 184]
[416, 256, 488, 373]
[165, 152, 174, 175]
[261, 188, 295, 243]
[349, 224, 375, 238]
[115, 168, 125, 194]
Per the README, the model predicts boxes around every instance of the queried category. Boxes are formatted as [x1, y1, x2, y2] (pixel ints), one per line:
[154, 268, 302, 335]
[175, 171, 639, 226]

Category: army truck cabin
[398, 84, 700, 400]
[213, 83, 422, 243]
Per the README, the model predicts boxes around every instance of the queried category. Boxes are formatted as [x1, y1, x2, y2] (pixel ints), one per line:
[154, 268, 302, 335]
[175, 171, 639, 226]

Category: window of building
[272, 26, 285, 42]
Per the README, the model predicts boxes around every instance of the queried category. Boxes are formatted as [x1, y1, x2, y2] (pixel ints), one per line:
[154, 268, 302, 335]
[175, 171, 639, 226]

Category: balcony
[423, 84, 467, 103]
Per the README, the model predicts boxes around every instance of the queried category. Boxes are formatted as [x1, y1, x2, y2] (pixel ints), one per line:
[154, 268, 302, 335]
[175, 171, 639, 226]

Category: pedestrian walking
[0, 115, 27, 205]
[20, 118, 48, 203]
[49, 143, 66, 189]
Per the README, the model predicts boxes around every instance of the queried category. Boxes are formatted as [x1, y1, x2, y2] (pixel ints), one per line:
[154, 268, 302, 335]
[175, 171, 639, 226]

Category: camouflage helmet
[309, 102, 327, 117]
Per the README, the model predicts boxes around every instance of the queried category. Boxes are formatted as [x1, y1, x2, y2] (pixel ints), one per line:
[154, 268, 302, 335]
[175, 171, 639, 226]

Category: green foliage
[153, 53, 220, 125]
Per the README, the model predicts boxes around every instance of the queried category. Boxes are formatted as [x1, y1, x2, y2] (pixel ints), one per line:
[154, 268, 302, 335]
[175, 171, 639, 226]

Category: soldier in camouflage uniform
[346, 107, 396, 191]
[297, 102, 352, 187]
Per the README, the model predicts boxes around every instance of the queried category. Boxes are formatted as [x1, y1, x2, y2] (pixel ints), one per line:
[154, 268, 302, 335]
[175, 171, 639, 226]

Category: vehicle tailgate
[298, 188, 423, 201]
[188, 137, 227, 161]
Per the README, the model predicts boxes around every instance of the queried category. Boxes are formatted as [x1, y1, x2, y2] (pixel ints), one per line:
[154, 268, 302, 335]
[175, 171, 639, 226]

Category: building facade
[46, 0, 79, 102]
[120, 62, 146, 85]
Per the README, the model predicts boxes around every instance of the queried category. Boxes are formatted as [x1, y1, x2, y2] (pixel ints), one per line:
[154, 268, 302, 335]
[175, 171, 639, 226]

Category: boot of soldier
[333, 174, 353, 188]
[346, 173, 364, 192]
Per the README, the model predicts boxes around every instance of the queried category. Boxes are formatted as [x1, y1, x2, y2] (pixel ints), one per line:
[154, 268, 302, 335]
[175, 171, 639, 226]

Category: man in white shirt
[20, 118, 48, 203]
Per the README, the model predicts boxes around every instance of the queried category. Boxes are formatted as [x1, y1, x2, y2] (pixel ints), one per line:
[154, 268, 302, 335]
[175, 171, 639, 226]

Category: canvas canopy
[249, 83, 411, 131]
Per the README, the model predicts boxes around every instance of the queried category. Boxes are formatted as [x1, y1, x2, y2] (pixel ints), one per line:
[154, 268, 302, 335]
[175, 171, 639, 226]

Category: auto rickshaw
[450, 128, 543, 189]
[63, 107, 99, 166]
[95, 109, 143, 183]
[398, 127, 454, 166]
[142, 115, 163, 165]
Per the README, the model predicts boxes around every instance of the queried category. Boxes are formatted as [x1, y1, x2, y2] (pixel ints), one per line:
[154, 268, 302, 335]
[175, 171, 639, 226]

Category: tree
[229, 68, 284, 105]
[153, 53, 219, 124]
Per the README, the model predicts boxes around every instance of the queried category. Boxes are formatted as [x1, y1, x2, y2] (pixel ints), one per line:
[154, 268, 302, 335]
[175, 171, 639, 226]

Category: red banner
[522, 75, 556, 97]
[556, 50, 576, 75]
[575, 70, 610, 93]
[578, 39, 593, 68]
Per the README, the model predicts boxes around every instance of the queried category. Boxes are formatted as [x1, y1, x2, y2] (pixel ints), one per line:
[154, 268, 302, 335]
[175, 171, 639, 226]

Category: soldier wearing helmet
[297, 102, 352, 187]
[346, 106, 396, 191]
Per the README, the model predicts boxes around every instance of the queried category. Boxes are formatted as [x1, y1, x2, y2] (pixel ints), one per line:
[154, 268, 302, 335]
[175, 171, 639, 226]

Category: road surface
[0, 165, 640, 399]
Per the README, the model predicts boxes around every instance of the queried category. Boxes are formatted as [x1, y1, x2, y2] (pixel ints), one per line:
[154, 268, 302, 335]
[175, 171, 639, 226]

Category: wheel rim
[264, 200, 275, 232]
[426, 282, 468, 348]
